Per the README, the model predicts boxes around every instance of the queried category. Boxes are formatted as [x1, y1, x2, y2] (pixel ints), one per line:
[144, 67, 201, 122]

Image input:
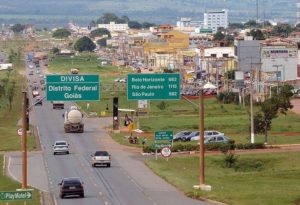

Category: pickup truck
[91, 151, 111, 167]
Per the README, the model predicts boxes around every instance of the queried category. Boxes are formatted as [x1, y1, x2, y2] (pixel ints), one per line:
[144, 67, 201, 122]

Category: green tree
[254, 84, 293, 143]
[52, 47, 60, 54]
[142, 22, 156, 28]
[248, 29, 265, 40]
[244, 20, 257, 28]
[11, 24, 25, 33]
[89, 20, 97, 28]
[52, 28, 71, 38]
[228, 23, 244, 29]
[5, 80, 16, 111]
[213, 31, 225, 41]
[121, 15, 130, 23]
[74, 36, 96, 52]
[128, 21, 142, 29]
[90, 28, 111, 38]
[97, 38, 108, 47]
[96, 13, 122, 24]
[270, 23, 294, 37]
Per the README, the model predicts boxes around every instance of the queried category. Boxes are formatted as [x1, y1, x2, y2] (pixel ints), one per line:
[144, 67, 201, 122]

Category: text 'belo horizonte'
[131, 77, 165, 82]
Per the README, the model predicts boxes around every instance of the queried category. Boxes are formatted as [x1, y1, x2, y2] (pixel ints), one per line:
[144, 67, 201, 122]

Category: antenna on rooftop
[297, 0, 300, 26]
[256, 0, 259, 29]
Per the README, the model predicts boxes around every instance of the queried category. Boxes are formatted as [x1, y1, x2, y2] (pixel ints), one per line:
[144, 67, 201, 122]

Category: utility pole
[22, 91, 28, 189]
[199, 89, 204, 185]
[250, 72, 255, 144]
[193, 88, 211, 191]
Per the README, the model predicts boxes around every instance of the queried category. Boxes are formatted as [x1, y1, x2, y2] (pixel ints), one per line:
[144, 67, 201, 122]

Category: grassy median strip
[145, 152, 300, 205]
[0, 155, 40, 205]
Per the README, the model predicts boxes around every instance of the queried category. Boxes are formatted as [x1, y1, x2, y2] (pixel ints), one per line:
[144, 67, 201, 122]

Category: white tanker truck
[64, 106, 84, 133]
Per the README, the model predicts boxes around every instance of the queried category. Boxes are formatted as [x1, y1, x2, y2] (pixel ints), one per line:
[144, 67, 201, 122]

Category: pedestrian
[124, 114, 129, 126]
[142, 137, 147, 147]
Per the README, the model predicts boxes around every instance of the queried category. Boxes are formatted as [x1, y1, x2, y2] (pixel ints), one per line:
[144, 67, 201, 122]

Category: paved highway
[27, 60, 212, 205]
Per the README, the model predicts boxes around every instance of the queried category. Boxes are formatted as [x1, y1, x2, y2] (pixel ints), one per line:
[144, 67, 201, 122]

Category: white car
[17, 128, 31, 136]
[191, 130, 224, 141]
[53, 141, 69, 155]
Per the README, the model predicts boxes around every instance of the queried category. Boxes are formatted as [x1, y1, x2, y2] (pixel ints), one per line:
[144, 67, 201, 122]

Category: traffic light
[113, 97, 119, 130]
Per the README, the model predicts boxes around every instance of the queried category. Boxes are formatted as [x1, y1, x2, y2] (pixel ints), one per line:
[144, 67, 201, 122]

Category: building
[234, 37, 261, 72]
[204, 47, 235, 58]
[260, 38, 298, 82]
[203, 9, 229, 33]
[143, 31, 189, 71]
[176, 17, 202, 28]
[98, 22, 129, 32]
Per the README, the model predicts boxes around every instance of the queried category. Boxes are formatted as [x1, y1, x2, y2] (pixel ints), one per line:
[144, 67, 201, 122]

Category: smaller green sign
[155, 131, 173, 140]
[153, 143, 172, 149]
[0, 191, 32, 201]
[127, 73, 180, 100]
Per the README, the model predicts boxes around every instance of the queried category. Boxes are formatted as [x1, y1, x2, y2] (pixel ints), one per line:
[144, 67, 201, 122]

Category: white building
[176, 17, 202, 27]
[260, 38, 298, 81]
[204, 47, 234, 58]
[98, 22, 129, 32]
[203, 9, 229, 33]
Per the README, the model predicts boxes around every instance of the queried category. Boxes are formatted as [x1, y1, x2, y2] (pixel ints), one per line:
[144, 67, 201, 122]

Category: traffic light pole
[22, 91, 28, 190]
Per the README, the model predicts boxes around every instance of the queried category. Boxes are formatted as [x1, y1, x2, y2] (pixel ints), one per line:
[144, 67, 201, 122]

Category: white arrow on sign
[26, 192, 31, 199]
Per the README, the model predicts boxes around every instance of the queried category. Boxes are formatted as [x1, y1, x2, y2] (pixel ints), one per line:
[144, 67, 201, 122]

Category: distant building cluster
[3, 7, 300, 100]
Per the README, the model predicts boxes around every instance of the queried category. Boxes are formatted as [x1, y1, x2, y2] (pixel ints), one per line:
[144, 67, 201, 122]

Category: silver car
[53, 141, 69, 155]
[91, 151, 111, 167]
[191, 130, 224, 141]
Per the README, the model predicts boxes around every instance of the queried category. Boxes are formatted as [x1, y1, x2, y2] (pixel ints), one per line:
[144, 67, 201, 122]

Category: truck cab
[52, 101, 64, 109]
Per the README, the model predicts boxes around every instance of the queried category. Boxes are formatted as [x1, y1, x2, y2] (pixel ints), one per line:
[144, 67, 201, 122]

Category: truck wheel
[107, 163, 111, 167]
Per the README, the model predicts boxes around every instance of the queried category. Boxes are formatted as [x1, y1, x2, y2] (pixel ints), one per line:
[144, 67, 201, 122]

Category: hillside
[0, 0, 297, 27]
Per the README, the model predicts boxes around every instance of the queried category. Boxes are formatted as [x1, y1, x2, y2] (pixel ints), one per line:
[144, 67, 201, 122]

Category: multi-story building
[203, 9, 229, 33]
[260, 38, 298, 82]
[97, 22, 129, 32]
[234, 37, 261, 72]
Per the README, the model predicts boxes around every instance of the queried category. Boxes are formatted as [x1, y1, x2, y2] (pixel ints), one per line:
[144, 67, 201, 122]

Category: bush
[224, 152, 238, 168]
[217, 92, 239, 104]
[142, 142, 264, 153]
[143, 145, 155, 153]
[236, 143, 265, 150]
[157, 101, 167, 110]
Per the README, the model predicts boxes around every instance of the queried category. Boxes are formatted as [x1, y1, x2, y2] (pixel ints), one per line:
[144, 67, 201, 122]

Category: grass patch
[0, 39, 36, 151]
[48, 53, 132, 83]
[145, 152, 300, 205]
[0, 155, 40, 205]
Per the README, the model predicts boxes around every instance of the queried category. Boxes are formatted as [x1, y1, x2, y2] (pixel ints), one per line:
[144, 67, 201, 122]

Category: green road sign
[46, 75, 100, 101]
[155, 131, 173, 140]
[0, 191, 32, 201]
[127, 73, 180, 100]
[153, 143, 172, 149]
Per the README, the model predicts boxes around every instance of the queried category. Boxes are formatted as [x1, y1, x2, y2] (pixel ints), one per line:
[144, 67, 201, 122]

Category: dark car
[58, 178, 84, 199]
[35, 96, 42, 106]
[173, 131, 193, 141]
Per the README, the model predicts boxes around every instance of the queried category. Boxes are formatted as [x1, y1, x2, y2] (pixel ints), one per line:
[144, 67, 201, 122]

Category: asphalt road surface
[26, 60, 212, 205]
